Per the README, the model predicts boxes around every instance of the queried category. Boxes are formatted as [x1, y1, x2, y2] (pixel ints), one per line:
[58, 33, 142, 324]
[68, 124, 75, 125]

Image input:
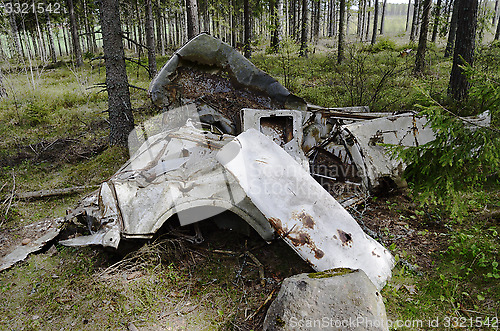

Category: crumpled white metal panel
[217, 129, 395, 290]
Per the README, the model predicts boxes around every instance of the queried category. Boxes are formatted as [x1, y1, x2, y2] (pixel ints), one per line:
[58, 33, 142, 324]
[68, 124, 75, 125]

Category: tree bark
[9, 11, 23, 60]
[338, 0, 346, 63]
[431, 0, 442, 42]
[299, 0, 308, 56]
[244, 0, 252, 58]
[410, 0, 420, 42]
[495, 10, 500, 39]
[270, 0, 281, 51]
[380, 0, 387, 34]
[371, 0, 379, 45]
[448, 0, 478, 101]
[444, 0, 459, 57]
[186, 0, 200, 39]
[0, 69, 7, 98]
[156, 0, 165, 55]
[145, 0, 157, 78]
[66, 0, 83, 66]
[45, 0, 57, 63]
[406, 0, 412, 31]
[99, 0, 135, 146]
[493, 0, 499, 26]
[414, 0, 432, 74]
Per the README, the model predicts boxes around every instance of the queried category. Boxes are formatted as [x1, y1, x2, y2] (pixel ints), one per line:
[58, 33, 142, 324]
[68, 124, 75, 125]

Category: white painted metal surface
[217, 129, 395, 290]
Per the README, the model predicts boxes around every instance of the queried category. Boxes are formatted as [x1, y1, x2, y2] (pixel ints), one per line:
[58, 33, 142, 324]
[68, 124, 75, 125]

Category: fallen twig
[245, 288, 277, 321]
[246, 251, 265, 286]
[16, 185, 99, 199]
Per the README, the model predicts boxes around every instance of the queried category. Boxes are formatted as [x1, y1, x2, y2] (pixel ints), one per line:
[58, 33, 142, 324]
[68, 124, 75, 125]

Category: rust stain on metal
[292, 210, 315, 229]
[337, 229, 352, 246]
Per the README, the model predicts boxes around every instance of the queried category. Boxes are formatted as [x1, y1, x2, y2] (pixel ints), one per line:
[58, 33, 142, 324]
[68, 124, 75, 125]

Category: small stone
[32, 315, 40, 320]
[21, 238, 31, 245]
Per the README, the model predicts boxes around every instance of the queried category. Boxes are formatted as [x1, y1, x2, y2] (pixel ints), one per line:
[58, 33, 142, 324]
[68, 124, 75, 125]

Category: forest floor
[0, 35, 499, 330]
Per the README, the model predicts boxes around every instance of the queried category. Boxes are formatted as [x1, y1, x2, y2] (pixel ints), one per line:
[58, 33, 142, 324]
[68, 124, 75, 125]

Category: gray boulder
[263, 268, 389, 331]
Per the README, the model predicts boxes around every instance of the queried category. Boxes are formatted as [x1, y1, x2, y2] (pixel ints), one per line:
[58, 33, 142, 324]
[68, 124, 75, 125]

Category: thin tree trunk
[414, 0, 432, 74]
[299, 0, 308, 56]
[495, 13, 500, 39]
[406, 0, 412, 31]
[371, 0, 379, 44]
[9, 11, 23, 60]
[66, 0, 83, 66]
[410, 0, 420, 42]
[431, 0, 442, 42]
[338, 0, 346, 63]
[448, 0, 478, 101]
[56, 27, 63, 57]
[444, 0, 459, 57]
[493, 0, 499, 26]
[365, 0, 371, 40]
[99, 0, 135, 146]
[380, 0, 387, 34]
[0, 69, 7, 98]
[186, 0, 200, 39]
[45, 0, 57, 63]
[244, 0, 252, 58]
[313, 0, 320, 48]
[145, 0, 157, 78]
[156, 0, 165, 55]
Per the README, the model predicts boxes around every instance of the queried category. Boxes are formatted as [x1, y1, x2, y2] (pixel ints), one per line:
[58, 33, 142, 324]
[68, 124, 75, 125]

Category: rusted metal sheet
[217, 129, 395, 290]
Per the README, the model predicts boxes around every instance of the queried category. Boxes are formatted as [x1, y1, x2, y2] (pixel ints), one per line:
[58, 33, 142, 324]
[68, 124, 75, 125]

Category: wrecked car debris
[217, 129, 394, 290]
[0, 218, 63, 272]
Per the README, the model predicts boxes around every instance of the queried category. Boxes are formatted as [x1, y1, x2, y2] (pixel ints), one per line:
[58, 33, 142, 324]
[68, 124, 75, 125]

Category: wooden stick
[15, 185, 99, 199]
[246, 251, 265, 286]
[246, 288, 277, 321]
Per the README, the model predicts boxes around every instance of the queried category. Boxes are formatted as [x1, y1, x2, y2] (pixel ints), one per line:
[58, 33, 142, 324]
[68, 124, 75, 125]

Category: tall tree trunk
[244, 0, 252, 58]
[186, 0, 200, 39]
[444, 0, 459, 57]
[156, 0, 165, 55]
[270, 0, 280, 51]
[493, 0, 499, 26]
[45, 0, 58, 63]
[313, 0, 320, 48]
[145, 0, 157, 78]
[431, 0, 442, 42]
[338, 0, 346, 63]
[63, 23, 70, 56]
[495, 13, 500, 39]
[299, 0, 308, 56]
[66, 0, 83, 66]
[406, 0, 412, 31]
[414, 0, 432, 74]
[410, 0, 420, 42]
[380, 0, 387, 34]
[365, 0, 371, 40]
[9, 12, 23, 60]
[0, 69, 7, 98]
[99, 0, 135, 146]
[448, 0, 478, 101]
[371, 0, 379, 44]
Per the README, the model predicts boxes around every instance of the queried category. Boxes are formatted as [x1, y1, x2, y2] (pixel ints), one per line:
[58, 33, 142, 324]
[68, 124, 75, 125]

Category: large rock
[263, 268, 389, 331]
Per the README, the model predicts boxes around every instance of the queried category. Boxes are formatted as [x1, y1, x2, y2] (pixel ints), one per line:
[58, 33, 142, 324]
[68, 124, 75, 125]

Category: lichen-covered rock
[263, 268, 389, 331]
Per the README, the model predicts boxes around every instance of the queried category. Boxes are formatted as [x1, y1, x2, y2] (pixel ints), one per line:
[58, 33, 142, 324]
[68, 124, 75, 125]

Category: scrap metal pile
[1, 34, 491, 290]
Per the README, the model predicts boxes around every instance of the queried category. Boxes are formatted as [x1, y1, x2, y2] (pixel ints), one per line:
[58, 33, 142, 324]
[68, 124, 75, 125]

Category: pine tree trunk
[371, 0, 379, 44]
[338, 0, 346, 63]
[448, 0, 478, 101]
[145, 0, 157, 78]
[156, 0, 165, 55]
[495, 12, 500, 39]
[414, 0, 432, 74]
[299, 0, 308, 56]
[365, 0, 371, 40]
[493, 0, 499, 26]
[45, 0, 58, 63]
[406, 0, 412, 31]
[0, 69, 7, 98]
[9, 12, 23, 60]
[380, 0, 387, 34]
[66, 0, 83, 66]
[99, 0, 135, 146]
[444, 0, 459, 57]
[186, 0, 200, 39]
[431, 0, 442, 42]
[244, 0, 252, 58]
[410, 0, 420, 42]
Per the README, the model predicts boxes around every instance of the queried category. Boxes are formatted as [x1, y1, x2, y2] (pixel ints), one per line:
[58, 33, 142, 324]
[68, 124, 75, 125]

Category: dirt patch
[0, 136, 108, 168]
